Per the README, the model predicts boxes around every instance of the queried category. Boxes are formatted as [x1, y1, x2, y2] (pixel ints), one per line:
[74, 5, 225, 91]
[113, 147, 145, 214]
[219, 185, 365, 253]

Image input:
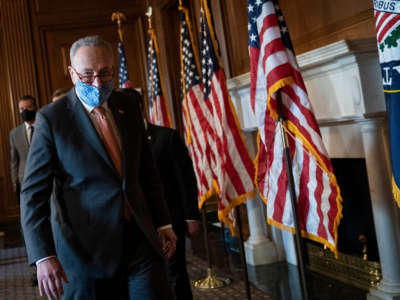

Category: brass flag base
[194, 268, 231, 289]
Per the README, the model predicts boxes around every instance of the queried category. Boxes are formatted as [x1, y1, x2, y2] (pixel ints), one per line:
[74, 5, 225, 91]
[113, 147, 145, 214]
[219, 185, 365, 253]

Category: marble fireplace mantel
[228, 38, 385, 123]
[226, 39, 400, 300]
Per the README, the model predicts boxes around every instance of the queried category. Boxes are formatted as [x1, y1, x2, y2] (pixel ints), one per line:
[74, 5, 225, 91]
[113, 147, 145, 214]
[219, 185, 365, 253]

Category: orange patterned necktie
[92, 106, 122, 175]
[92, 106, 131, 220]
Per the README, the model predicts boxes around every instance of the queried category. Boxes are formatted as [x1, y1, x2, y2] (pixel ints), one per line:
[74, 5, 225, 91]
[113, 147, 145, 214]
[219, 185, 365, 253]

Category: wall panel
[42, 20, 147, 97]
[217, 0, 376, 77]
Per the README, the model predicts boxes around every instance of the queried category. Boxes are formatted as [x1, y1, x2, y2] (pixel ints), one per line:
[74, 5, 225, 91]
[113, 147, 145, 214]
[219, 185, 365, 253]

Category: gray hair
[70, 35, 113, 66]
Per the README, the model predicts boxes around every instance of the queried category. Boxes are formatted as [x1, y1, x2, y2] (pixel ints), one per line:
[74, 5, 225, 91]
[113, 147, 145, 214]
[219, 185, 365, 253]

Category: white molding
[297, 39, 379, 70]
[227, 38, 386, 131]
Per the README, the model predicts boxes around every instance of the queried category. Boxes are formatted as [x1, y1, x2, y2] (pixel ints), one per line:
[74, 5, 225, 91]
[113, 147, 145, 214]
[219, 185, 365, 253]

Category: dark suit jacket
[146, 124, 199, 233]
[20, 89, 171, 278]
[10, 123, 30, 186]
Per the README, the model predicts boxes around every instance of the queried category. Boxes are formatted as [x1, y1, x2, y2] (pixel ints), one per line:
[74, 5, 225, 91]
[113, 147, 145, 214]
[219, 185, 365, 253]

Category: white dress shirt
[24, 122, 34, 144]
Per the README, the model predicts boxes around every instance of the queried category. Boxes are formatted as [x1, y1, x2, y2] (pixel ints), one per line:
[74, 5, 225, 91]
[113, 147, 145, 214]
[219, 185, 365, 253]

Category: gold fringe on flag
[252, 75, 343, 257]
[392, 176, 400, 207]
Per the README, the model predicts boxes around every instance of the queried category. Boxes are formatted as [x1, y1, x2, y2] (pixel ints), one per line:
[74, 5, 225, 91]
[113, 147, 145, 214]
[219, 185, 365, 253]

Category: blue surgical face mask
[75, 79, 114, 107]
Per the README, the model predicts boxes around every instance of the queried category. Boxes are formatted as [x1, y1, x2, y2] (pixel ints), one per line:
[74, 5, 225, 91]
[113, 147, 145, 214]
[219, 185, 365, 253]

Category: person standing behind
[51, 88, 69, 102]
[120, 88, 200, 300]
[20, 35, 176, 300]
[147, 123, 200, 300]
[10, 95, 37, 203]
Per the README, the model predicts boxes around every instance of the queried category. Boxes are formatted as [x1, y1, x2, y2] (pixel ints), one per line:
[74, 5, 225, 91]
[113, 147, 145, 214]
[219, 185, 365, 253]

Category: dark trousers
[62, 221, 174, 300]
[167, 231, 193, 300]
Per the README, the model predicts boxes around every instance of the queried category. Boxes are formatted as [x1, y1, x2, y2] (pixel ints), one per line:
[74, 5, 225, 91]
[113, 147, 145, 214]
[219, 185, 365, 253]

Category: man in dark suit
[119, 88, 200, 300]
[146, 123, 200, 300]
[20, 35, 176, 300]
[10, 95, 37, 203]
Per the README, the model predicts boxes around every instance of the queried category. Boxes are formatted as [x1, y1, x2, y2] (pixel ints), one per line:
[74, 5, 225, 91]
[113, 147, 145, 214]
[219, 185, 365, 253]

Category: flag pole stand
[235, 205, 252, 300]
[194, 207, 231, 289]
[277, 92, 310, 300]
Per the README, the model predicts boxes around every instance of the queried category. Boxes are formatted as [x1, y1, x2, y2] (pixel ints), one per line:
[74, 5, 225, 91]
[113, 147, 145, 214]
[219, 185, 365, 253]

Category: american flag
[147, 29, 172, 128]
[179, 4, 216, 207]
[249, 0, 342, 254]
[374, 4, 400, 206]
[118, 42, 132, 88]
[200, 0, 255, 224]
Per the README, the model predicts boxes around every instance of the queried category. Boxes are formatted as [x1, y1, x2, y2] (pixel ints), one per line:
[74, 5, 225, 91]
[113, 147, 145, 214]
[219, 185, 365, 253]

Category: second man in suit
[120, 88, 200, 300]
[10, 95, 37, 203]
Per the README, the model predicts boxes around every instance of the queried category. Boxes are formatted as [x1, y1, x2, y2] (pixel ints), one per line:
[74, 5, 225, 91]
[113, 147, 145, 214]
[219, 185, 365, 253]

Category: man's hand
[186, 221, 200, 237]
[37, 257, 68, 300]
[158, 227, 177, 259]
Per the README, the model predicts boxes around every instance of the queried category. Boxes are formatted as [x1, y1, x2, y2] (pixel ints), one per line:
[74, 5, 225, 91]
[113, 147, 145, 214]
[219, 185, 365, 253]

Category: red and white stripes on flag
[200, 0, 255, 224]
[375, 9, 400, 45]
[147, 28, 173, 128]
[179, 5, 216, 205]
[248, 0, 342, 254]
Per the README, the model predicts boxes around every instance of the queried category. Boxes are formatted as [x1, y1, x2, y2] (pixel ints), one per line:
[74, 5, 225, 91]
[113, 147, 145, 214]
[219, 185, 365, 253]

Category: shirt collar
[24, 122, 33, 129]
[75, 86, 109, 113]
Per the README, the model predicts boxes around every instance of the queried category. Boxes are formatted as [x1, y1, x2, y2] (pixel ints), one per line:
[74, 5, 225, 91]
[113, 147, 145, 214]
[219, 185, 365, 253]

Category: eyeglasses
[71, 67, 114, 84]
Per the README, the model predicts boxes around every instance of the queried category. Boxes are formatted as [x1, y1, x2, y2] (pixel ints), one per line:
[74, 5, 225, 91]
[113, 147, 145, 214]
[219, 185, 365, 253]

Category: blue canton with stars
[147, 34, 162, 110]
[118, 42, 130, 88]
[200, 0, 222, 100]
[248, 0, 294, 52]
[180, 11, 201, 94]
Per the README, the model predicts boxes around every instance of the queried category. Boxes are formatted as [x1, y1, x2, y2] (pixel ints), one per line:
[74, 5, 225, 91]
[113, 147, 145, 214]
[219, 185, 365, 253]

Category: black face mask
[20, 109, 36, 122]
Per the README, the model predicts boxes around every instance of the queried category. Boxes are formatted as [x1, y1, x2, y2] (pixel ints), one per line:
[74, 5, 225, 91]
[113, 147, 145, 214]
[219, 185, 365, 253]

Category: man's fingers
[54, 275, 64, 297]
[169, 237, 176, 250]
[160, 234, 167, 245]
[165, 240, 176, 258]
[38, 278, 44, 297]
[166, 247, 175, 259]
[163, 241, 170, 249]
[61, 269, 69, 283]
[47, 276, 59, 299]
[42, 280, 53, 300]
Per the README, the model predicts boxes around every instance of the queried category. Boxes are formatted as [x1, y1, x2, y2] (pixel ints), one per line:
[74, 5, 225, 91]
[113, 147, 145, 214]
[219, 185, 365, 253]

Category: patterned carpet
[188, 253, 272, 300]
[0, 246, 271, 300]
[0, 247, 41, 299]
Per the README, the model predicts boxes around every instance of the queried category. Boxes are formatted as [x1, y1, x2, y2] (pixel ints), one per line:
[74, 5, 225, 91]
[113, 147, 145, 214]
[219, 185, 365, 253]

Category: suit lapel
[66, 90, 117, 175]
[18, 124, 29, 150]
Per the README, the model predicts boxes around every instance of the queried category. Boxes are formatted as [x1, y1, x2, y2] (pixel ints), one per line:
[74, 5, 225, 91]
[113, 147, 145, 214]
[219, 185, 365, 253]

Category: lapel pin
[118, 109, 125, 114]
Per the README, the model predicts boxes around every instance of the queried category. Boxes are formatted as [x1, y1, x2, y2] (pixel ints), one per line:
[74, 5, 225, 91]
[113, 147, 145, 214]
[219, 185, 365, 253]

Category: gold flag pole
[177, 0, 230, 290]
[111, 11, 127, 42]
[145, 6, 152, 29]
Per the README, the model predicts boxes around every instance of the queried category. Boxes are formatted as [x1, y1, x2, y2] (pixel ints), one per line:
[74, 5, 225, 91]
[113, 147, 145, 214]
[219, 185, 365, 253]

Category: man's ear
[68, 66, 77, 85]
